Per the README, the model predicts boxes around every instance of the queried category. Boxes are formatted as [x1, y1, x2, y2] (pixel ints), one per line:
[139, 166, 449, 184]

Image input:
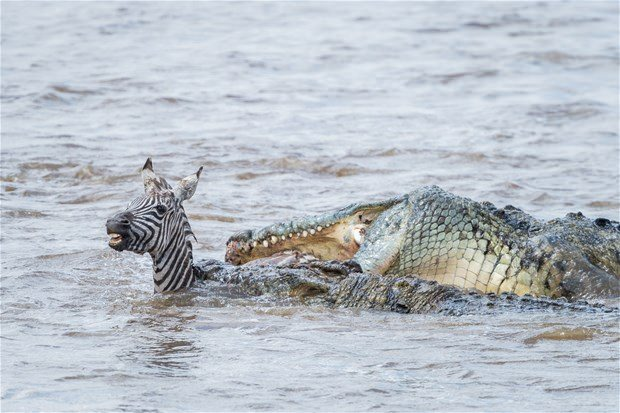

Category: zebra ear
[142, 158, 158, 194]
[174, 166, 203, 202]
[142, 157, 172, 194]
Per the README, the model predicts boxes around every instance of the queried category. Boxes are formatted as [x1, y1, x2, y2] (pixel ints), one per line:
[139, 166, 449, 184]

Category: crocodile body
[194, 258, 617, 315]
[226, 186, 620, 299]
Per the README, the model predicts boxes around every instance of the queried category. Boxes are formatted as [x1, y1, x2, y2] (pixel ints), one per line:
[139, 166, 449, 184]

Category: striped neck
[149, 207, 196, 292]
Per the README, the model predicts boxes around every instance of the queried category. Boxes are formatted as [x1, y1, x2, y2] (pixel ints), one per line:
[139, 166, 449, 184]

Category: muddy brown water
[1, 2, 619, 412]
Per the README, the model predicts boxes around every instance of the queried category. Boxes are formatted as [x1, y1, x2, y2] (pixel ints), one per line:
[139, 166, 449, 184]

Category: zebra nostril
[117, 211, 134, 226]
[106, 214, 131, 230]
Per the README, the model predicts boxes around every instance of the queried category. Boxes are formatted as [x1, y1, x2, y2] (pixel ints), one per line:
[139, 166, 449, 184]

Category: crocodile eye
[358, 213, 371, 224]
[155, 205, 167, 214]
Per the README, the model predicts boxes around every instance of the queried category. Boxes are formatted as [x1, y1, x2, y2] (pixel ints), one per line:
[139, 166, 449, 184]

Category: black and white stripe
[110, 158, 202, 293]
[122, 194, 194, 292]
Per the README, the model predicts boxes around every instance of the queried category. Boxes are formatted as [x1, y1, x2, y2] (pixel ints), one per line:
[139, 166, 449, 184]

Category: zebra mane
[179, 203, 197, 242]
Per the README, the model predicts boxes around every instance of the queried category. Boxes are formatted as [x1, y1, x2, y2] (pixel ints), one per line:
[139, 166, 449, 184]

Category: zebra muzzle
[106, 213, 132, 251]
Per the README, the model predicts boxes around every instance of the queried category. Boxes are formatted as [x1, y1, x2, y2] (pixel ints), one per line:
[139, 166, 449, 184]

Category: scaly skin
[193, 258, 617, 315]
[226, 186, 620, 299]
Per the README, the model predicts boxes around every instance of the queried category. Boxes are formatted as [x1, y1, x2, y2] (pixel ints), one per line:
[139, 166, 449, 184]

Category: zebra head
[106, 158, 203, 292]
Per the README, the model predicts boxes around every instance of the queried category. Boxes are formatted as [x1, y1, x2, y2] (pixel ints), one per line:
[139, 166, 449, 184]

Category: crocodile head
[225, 196, 406, 265]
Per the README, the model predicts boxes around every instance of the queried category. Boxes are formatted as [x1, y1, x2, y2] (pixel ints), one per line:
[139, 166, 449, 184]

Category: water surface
[1, 2, 619, 411]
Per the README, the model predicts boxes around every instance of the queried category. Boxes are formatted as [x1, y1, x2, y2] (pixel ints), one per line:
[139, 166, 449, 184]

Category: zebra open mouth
[108, 233, 123, 246]
[106, 215, 132, 252]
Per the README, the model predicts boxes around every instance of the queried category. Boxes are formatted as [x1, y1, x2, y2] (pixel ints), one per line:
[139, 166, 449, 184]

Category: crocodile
[193, 256, 617, 315]
[226, 186, 620, 300]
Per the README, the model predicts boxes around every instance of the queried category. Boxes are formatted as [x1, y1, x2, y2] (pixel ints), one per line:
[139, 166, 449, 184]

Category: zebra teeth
[108, 233, 123, 246]
[262, 240, 269, 248]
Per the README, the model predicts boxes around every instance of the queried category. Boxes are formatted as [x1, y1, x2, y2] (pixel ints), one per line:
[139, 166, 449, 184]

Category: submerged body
[193, 257, 617, 315]
[226, 186, 620, 299]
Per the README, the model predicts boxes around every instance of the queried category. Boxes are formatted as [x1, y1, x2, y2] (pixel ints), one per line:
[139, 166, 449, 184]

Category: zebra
[106, 158, 202, 292]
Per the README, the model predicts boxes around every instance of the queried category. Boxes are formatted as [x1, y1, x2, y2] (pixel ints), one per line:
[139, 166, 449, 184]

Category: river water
[1, 2, 619, 412]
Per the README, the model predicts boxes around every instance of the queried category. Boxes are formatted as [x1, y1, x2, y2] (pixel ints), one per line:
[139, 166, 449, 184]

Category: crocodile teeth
[262, 240, 269, 248]
[270, 236, 278, 244]
[288, 233, 293, 238]
[252, 241, 258, 248]
[310, 229, 316, 235]
[302, 230, 308, 237]
[353, 227, 366, 246]
[281, 235, 286, 241]
[296, 232, 301, 237]
[317, 226, 322, 232]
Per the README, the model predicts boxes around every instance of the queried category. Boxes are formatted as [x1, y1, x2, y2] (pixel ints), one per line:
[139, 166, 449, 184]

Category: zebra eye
[155, 205, 167, 215]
